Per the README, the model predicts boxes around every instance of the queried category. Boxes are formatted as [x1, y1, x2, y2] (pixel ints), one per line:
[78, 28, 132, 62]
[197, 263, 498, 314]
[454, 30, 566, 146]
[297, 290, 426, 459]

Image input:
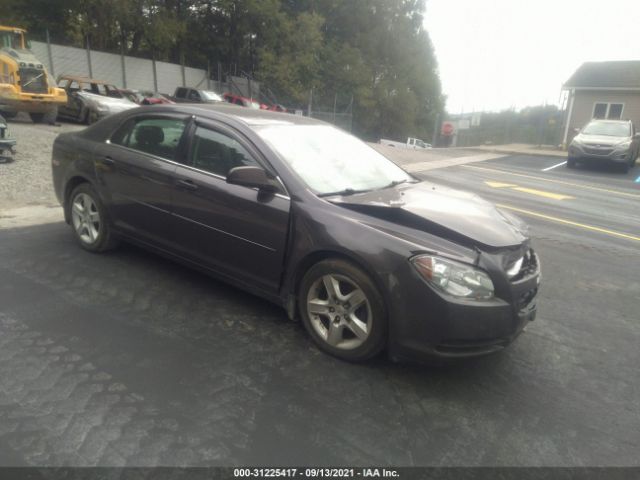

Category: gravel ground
[0, 114, 84, 209]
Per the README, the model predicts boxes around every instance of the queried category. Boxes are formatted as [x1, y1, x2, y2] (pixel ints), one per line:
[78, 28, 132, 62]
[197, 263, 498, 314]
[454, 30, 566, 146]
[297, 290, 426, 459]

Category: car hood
[328, 182, 528, 249]
[77, 92, 137, 110]
[574, 134, 628, 146]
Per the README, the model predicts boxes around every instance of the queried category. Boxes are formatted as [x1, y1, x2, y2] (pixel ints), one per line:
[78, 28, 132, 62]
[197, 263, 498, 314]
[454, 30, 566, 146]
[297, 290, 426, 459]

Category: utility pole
[432, 113, 440, 147]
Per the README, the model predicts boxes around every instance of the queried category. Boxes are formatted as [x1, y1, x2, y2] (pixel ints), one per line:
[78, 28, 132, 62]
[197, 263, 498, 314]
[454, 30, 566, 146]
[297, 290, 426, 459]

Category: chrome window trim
[104, 141, 291, 201]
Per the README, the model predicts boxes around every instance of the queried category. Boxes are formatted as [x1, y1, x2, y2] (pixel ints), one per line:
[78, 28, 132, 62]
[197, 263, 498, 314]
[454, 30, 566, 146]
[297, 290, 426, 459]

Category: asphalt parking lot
[1, 128, 639, 467]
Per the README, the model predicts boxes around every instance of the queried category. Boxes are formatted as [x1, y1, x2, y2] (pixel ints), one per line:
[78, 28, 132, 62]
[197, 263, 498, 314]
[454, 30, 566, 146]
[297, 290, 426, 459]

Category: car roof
[58, 75, 112, 85]
[158, 103, 323, 127]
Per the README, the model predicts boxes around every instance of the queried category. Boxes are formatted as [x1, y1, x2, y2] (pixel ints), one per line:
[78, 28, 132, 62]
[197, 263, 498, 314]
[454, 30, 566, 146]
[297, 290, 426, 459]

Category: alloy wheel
[306, 274, 372, 350]
[71, 192, 101, 245]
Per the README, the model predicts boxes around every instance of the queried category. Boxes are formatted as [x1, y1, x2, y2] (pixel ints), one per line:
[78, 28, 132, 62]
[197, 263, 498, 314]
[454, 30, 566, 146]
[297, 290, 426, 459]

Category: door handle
[101, 156, 115, 166]
[176, 179, 198, 191]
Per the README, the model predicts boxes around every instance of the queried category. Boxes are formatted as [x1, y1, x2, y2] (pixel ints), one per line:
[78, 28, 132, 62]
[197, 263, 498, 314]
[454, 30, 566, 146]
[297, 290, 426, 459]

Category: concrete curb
[466, 146, 567, 158]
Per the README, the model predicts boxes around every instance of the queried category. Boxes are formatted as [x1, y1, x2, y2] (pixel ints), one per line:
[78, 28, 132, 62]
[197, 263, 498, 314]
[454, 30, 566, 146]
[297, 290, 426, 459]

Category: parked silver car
[568, 119, 640, 173]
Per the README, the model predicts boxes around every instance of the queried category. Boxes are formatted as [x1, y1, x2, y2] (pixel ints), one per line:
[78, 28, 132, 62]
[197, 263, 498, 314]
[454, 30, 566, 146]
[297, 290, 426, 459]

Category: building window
[608, 103, 623, 119]
[593, 102, 624, 120]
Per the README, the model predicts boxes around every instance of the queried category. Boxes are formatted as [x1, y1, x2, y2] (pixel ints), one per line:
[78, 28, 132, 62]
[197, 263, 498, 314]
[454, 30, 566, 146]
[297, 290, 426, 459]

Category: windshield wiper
[318, 188, 372, 198]
[380, 178, 409, 189]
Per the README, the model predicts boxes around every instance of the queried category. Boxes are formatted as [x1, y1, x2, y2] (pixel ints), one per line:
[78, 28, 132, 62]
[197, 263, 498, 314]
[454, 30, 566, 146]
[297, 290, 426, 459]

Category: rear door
[94, 114, 189, 247]
[170, 119, 290, 294]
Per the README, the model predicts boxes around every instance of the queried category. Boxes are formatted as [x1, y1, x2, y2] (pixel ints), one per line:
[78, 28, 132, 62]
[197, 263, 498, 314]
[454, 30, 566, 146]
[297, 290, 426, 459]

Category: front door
[170, 120, 290, 294]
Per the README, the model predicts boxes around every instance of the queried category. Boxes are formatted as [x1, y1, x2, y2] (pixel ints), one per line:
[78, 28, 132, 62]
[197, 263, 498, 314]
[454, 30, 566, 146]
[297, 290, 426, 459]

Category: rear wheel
[566, 158, 576, 168]
[68, 183, 119, 252]
[29, 112, 45, 123]
[298, 259, 387, 362]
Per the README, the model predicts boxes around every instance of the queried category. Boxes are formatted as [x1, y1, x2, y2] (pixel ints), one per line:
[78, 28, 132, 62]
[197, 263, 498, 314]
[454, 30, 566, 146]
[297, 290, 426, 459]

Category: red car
[222, 93, 262, 109]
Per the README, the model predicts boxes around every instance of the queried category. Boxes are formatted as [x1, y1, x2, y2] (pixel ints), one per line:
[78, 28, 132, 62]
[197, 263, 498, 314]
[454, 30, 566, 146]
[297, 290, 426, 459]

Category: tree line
[1, 0, 445, 140]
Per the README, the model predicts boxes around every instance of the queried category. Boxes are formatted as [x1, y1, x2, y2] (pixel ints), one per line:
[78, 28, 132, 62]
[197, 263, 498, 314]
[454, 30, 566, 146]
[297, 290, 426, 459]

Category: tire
[29, 112, 45, 123]
[566, 158, 576, 168]
[44, 107, 58, 125]
[298, 259, 387, 362]
[85, 110, 98, 125]
[68, 183, 119, 252]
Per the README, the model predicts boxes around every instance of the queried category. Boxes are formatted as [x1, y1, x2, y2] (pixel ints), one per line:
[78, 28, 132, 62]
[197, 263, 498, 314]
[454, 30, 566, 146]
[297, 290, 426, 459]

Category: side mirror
[573, 127, 580, 134]
[634, 133, 640, 139]
[227, 166, 279, 192]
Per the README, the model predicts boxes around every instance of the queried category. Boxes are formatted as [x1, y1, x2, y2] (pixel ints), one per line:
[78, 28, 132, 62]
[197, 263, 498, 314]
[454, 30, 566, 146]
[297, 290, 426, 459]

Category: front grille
[583, 146, 613, 155]
[19, 68, 48, 94]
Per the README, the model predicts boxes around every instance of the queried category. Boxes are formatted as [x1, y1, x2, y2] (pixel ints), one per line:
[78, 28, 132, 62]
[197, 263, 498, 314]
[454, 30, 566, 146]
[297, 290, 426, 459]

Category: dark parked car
[173, 87, 223, 104]
[568, 119, 639, 173]
[51, 105, 540, 363]
[0, 113, 16, 161]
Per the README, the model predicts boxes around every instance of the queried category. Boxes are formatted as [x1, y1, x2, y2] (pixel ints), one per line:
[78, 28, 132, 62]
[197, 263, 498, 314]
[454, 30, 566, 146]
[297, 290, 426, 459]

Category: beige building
[562, 60, 640, 146]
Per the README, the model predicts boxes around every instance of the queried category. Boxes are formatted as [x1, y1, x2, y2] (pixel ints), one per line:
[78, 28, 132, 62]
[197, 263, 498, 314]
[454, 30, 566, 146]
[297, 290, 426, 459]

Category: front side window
[112, 117, 187, 160]
[188, 90, 201, 101]
[189, 126, 259, 177]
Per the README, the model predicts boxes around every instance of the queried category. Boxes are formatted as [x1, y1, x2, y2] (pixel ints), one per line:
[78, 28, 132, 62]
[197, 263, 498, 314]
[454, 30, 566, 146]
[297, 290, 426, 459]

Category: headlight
[411, 255, 495, 300]
[615, 140, 631, 149]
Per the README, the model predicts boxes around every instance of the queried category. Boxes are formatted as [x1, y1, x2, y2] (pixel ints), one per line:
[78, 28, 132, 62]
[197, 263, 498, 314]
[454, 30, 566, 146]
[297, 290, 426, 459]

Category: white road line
[542, 161, 567, 172]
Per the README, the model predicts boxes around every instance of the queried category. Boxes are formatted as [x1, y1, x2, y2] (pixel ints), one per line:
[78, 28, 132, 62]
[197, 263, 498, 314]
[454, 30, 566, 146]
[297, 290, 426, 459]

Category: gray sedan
[51, 105, 540, 363]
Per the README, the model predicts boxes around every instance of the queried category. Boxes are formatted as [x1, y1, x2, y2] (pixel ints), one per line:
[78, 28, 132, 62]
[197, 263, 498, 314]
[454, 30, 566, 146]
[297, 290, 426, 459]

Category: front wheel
[298, 259, 387, 362]
[566, 158, 576, 168]
[68, 183, 119, 252]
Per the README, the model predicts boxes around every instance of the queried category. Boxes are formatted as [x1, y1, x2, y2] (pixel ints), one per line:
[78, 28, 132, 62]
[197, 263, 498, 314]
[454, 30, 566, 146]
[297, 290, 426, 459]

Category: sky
[423, 0, 640, 114]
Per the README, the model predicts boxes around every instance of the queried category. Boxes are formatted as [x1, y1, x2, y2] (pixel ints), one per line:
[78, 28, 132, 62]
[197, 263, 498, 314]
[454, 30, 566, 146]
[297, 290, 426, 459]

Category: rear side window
[175, 87, 187, 98]
[111, 117, 187, 161]
[189, 126, 259, 177]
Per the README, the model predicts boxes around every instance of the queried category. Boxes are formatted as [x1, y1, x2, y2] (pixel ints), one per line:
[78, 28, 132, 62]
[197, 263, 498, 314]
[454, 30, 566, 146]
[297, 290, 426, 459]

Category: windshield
[201, 90, 223, 101]
[257, 124, 413, 195]
[582, 121, 630, 137]
[0, 31, 24, 49]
